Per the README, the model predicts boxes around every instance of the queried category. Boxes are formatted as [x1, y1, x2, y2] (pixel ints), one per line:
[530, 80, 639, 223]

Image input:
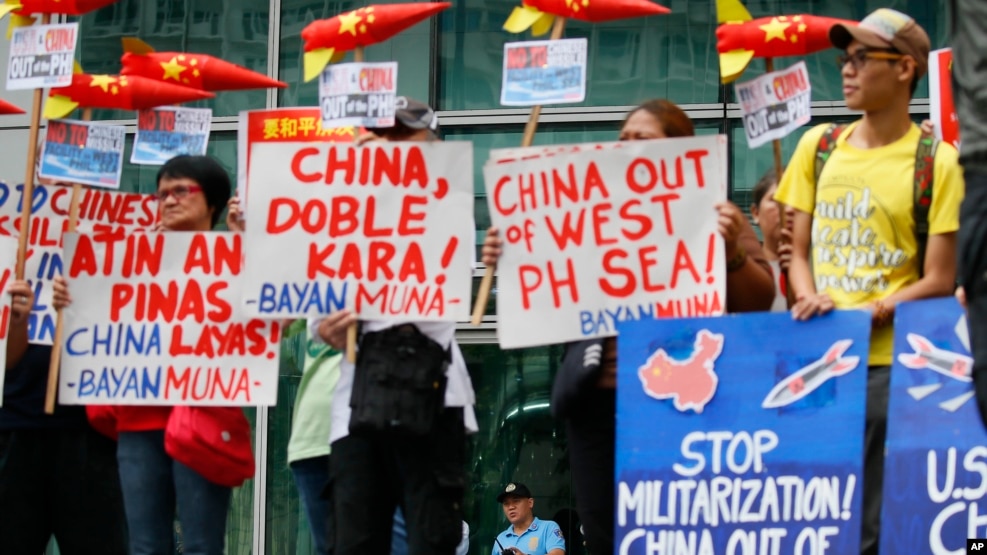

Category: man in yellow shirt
[775, 8, 964, 555]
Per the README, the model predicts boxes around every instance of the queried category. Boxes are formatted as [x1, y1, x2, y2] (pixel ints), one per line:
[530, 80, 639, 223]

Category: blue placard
[131, 107, 212, 166]
[616, 310, 870, 554]
[501, 38, 587, 107]
[38, 119, 125, 189]
[881, 297, 986, 554]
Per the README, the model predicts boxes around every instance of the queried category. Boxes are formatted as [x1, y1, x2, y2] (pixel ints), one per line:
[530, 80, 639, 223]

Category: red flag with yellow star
[301, 2, 450, 82]
[715, 0, 854, 83]
[0, 98, 24, 115]
[504, 0, 669, 36]
[44, 73, 215, 120]
[119, 38, 287, 91]
[0, 0, 117, 16]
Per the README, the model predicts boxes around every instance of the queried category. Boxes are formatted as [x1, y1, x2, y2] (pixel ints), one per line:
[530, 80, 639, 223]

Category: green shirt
[287, 328, 341, 464]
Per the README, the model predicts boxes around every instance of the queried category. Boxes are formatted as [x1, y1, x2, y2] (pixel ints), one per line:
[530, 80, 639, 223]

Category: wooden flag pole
[345, 46, 367, 363]
[763, 58, 796, 307]
[44, 107, 91, 414]
[16, 14, 52, 281]
[471, 16, 568, 326]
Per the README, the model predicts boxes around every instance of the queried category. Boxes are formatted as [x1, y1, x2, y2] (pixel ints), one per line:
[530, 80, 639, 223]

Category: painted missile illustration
[762, 339, 859, 409]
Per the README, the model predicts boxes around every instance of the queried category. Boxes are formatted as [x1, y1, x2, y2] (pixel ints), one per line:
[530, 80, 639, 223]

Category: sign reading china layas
[58, 232, 281, 406]
[484, 136, 727, 349]
[616, 311, 870, 554]
[242, 140, 474, 319]
[880, 298, 986, 554]
[0, 183, 158, 344]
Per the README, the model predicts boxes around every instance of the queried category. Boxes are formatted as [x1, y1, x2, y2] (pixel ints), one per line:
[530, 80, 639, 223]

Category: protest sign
[242, 140, 474, 320]
[318, 62, 397, 129]
[501, 38, 587, 106]
[483, 136, 727, 349]
[132, 106, 212, 165]
[0, 183, 157, 344]
[616, 310, 870, 555]
[58, 232, 281, 406]
[881, 298, 986, 554]
[236, 107, 355, 199]
[929, 49, 960, 150]
[39, 119, 125, 189]
[735, 61, 811, 149]
[0, 236, 17, 403]
[6, 23, 78, 91]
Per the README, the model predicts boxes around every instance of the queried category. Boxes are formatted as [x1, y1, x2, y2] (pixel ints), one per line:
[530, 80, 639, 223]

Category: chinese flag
[301, 2, 450, 82]
[120, 38, 287, 91]
[0, 98, 24, 115]
[44, 73, 215, 120]
[504, 0, 669, 35]
[0, 0, 118, 16]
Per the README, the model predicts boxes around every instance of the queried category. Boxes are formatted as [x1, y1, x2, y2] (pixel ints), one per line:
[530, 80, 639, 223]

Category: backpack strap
[814, 123, 847, 184]
[913, 131, 938, 276]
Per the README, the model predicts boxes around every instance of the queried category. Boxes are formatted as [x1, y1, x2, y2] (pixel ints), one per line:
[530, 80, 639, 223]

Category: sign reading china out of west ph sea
[735, 61, 811, 149]
[880, 298, 987, 554]
[616, 310, 870, 555]
[483, 136, 728, 349]
[58, 232, 281, 406]
[319, 61, 397, 129]
[131, 106, 212, 165]
[501, 38, 587, 106]
[6, 22, 78, 90]
[242, 140, 474, 320]
[39, 119, 126, 189]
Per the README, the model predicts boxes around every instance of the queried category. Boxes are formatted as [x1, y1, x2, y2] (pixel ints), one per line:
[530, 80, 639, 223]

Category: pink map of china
[638, 330, 724, 413]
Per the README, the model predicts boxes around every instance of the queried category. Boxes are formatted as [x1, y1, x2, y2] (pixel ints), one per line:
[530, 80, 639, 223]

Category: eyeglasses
[837, 49, 904, 71]
[156, 184, 203, 201]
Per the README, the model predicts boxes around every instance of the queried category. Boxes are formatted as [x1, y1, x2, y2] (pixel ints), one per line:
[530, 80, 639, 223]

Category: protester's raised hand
[316, 310, 358, 351]
[481, 226, 502, 267]
[791, 292, 834, 321]
[52, 275, 72, 310]
[226, 196, 244, 232]
[715, 202, 744, 256]
[778, 228, 793, 273]
[920, 119, 935, 135]
[8, 280, 33, 324]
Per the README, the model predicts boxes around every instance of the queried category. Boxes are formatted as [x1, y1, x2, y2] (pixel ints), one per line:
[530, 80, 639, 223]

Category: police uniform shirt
[492, 517, 565, 555]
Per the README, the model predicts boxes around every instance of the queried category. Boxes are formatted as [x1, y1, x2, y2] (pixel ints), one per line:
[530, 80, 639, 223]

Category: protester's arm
[788, 209, 834, 320]
[720, 202, 775, 312]
[481, 226, 501, 267]
[867, 232, 957, 326]
[6, 280, 33, 370]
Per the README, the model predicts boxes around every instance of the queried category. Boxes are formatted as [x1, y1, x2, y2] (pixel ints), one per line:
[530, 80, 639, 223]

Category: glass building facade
[0, 0, 949, 553]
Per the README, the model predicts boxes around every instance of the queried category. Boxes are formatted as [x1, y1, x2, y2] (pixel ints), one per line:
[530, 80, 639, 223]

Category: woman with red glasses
[53, 155, 235, 555]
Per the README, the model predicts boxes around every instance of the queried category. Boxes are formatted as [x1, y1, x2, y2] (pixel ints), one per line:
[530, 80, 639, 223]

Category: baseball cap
[496, 482, 533, 503]
[829, 8, 930, 78]
[367, 96, 439, 135]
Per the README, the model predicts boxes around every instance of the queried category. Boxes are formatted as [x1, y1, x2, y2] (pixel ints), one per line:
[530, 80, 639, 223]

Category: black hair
[751, 167, 782, 208]
[157, 155, 231, 227]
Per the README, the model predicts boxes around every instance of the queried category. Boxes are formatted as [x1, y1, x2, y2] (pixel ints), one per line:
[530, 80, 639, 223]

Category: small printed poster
[318, 62, 397, 129]
[501, 38, 587, 106]
[132, 106, 212, 165]
[39, 119, 125, 189]
[735, 61, 812, 149]
[6, 23, 78, 91]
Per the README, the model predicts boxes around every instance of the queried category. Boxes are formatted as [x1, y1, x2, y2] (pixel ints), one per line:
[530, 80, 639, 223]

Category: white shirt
[309, 318, 478, 443]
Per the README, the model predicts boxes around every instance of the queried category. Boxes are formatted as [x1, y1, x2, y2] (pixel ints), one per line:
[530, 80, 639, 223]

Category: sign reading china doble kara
[735, 61, 811, 149]
[616, 310, 870, 555]
[0, 183, 158, 345]
[880, 298, 985, 554]
[484, 136, 728, 349]
[58, 232, 281, 406]
[242, 141, 474, 320]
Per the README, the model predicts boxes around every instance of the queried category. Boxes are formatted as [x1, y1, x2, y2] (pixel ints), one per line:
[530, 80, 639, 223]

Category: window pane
[460, 343, 588, 554]
[438, 0, 722, 110]
[78, 0, 270, 120]
[278, 0, 430, 108]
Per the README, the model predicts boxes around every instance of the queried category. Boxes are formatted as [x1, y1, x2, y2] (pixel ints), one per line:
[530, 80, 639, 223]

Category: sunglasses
[837, 49, 904, 71]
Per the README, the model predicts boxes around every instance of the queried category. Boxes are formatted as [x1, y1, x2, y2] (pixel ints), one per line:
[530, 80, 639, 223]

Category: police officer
[492, 483, 565, 555]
